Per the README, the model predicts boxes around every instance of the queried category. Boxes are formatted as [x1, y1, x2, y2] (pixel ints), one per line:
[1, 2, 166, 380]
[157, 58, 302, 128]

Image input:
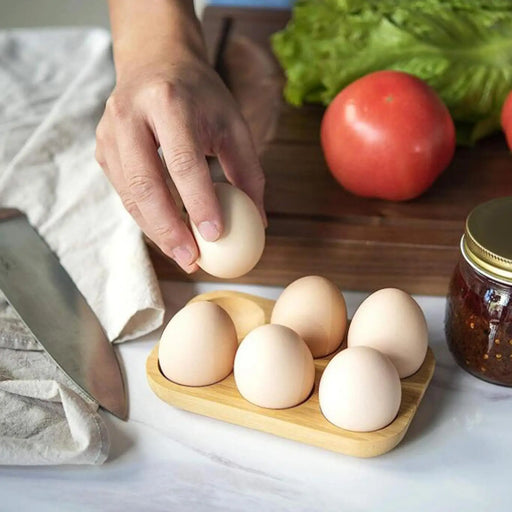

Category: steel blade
[0, 210, 127, 419]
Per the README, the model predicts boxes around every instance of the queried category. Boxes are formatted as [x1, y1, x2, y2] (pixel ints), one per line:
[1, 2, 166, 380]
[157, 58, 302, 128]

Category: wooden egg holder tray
[146, 290, 435, 458]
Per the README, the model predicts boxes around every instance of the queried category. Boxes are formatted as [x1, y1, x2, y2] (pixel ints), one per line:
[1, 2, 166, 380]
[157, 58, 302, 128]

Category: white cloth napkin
[0, 28, 165, 464]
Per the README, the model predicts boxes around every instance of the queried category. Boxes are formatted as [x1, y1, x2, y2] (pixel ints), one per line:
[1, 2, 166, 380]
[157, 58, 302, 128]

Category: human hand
[96, 3, 266, 273]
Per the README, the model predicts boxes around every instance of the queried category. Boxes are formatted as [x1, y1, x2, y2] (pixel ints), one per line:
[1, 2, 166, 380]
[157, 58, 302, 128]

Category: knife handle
[0, 208, 24, 222]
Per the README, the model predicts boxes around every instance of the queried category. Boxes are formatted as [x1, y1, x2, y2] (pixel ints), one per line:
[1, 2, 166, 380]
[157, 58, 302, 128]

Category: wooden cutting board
[146, 290, 435, 458]
[148, 6, 512, 295]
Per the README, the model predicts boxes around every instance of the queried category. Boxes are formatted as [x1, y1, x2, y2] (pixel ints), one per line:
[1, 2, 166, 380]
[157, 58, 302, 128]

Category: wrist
[109, 0, 207, 81]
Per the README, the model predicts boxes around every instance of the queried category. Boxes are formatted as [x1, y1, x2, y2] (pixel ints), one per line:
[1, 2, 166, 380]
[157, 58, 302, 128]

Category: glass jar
[445, 197, 512, 386]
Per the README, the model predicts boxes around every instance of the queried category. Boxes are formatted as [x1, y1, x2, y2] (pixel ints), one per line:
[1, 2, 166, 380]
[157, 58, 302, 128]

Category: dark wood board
[148, 6, 512, 295]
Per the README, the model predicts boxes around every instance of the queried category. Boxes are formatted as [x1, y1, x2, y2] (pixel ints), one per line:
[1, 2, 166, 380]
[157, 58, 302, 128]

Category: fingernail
[172, 246, 194, 267]
[198, 221, 220, 242]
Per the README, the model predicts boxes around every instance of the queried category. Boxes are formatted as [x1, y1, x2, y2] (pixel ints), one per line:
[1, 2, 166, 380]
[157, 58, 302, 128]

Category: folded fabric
[0, 27, 165, 465]
[0, 292, 109, 465]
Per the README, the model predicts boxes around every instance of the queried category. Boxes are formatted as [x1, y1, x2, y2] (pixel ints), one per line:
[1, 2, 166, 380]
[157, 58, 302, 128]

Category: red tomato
[501, 90, 512, 151]
[320, 70, 456, 201]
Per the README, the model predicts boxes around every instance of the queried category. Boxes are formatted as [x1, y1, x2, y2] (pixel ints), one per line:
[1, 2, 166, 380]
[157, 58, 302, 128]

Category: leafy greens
[271, 0, 512, 143]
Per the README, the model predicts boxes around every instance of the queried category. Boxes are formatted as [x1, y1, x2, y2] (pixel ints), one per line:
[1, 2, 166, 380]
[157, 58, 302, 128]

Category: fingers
[152, 98, 223, 243]
[116, 118, 200, 272]
[95, 129, 148, 234]
[96, 113, 198, 273]
[95, 76, 267, 281]
[218, 117, 267, 226]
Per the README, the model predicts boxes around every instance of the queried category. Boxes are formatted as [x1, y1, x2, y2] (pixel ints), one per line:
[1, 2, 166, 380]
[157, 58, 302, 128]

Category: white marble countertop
[1, 279, 511, 512]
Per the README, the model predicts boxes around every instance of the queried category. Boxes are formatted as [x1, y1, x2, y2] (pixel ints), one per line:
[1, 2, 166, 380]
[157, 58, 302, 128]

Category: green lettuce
[271, 0, 512, 144]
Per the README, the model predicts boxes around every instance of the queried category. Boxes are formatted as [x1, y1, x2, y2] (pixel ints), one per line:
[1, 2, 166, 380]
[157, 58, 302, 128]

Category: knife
[0, 208, 127, 419]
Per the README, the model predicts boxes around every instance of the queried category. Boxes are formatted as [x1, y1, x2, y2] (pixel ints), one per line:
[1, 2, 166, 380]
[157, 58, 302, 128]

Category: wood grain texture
[146, 290, 436, 458]
[148, 6, 512, 295]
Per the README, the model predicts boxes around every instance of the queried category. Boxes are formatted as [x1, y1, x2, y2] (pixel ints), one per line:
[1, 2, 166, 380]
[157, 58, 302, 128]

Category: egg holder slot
[146, 290, 436, 458]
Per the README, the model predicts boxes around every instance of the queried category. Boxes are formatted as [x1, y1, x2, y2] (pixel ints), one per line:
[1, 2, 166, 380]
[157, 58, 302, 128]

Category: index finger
[152, 101, 224, 243]
[115, 118, 199, 272]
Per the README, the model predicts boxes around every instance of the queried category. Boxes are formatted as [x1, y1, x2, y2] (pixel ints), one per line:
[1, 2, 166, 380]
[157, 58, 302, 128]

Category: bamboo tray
[146, 290, 435, 458]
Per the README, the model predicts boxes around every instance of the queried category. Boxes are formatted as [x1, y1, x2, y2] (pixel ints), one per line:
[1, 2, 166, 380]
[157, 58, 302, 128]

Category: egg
[191, 183, 265, 278]
[319, 346, 401, 432]
[347, 288, 428, 378]
[158, 301, 238, 386]
[270, 276, 347, 358]
[234, 324, 315, 409]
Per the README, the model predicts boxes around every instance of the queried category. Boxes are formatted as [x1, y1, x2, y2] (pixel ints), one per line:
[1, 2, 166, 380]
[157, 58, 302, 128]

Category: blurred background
[0, 0, 206, 28]
[0, 1, 293, 28]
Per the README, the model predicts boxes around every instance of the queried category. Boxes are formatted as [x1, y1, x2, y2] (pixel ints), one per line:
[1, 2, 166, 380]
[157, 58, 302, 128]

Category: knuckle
[143, 81, 178, 104]
[94, 147, 106, 168]
[106, 94, 129, 120]
[153, 223, 179, 243]
[95, 121, 111, 150]
[127, 174, 155, 202]
[168, 148, 199, 180]
[119, 192, 139, 218]
[95, 123, 106, 144]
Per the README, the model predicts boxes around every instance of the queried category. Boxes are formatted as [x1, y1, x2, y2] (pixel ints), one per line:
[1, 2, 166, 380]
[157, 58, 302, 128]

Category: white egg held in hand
[319, 346, 401, 432]
[271, 275, 347, 358]
[191, 183, 265, 279]
[158, 301, 238, 386]
[347, 288, 428, 378]
[234, 324, 315, 409]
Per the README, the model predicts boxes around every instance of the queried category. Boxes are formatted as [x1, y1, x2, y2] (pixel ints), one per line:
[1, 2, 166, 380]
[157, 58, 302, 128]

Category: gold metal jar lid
[462, 196, 512, 284]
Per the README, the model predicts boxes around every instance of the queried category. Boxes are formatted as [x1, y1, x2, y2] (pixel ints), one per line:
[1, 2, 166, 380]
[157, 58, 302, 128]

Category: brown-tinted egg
[234, 324, 315, 409]
[319, 346, 402, 432]
[191, 183, 265, 279]
[271, 276, 347, 358]
[348, 288, 428, 378]
[158, 301, 238, 386]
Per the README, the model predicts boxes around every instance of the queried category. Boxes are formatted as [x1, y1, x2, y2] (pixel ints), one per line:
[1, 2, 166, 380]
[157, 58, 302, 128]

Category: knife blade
[0, 208, 127, 419]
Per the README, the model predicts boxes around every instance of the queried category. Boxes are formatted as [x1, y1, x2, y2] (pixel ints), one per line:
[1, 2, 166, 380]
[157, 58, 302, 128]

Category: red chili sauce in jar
[445, 197, 512, 386]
